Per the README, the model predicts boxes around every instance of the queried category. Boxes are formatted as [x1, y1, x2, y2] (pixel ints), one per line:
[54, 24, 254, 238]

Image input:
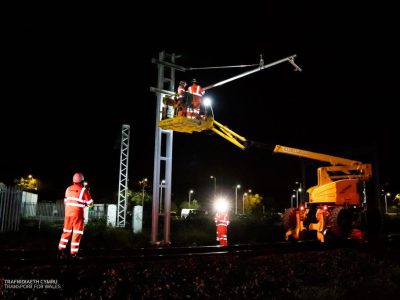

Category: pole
[141, 178, 147, 207]
[142, 184, 145, 207]
[189, 190, 193, 208]
[159, 180, 165, 214]
[214, 179, 216, 200]
[235, 187, 238, 215]
[160, 186, 163, 214]
[299, 183, 302, 205]
[242, 193, 247, 214]
[210, 176, 217, 200]
[235, 185, 240, 215]
[384, 192, 391, 215]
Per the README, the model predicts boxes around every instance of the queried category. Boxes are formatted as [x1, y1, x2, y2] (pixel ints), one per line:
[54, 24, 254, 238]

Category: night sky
[1, 4, 398, 210]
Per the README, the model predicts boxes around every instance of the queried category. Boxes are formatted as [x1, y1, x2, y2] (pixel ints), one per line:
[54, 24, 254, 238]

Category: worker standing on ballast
[214, 199, 230, 246]
[57, 172, 93, 259]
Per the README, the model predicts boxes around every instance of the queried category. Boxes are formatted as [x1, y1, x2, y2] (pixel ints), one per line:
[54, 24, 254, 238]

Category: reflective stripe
[58, 244, 66, 248]
[71, 248, 79, 252]
[65, 203, 85, 208]
[71, 242, 80, 245]
[79, 187, 86, 200]
[217, 223, 227, 226]
[61, 238, 69, 243]
[65, 197, 86, 203]
[74, 230, 84, 235]
[63, 228, 73, 232]
[87, 199, 93, 205]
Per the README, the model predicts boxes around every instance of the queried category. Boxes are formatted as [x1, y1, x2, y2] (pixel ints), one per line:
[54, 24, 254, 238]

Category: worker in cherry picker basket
[175, 80, 187, 116]
[187, 78, 205, 118]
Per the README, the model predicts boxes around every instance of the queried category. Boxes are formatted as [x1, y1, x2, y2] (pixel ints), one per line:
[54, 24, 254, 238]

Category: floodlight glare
[203, 97, 212, 107]
[214, 197, 229, 212]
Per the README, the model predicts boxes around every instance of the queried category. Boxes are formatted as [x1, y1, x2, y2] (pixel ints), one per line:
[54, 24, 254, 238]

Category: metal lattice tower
[117, 124, 130, 227]
[150, 51, 183, 244]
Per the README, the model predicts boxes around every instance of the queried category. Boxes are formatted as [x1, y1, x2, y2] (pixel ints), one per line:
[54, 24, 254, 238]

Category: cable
[188, 64, 259, 70]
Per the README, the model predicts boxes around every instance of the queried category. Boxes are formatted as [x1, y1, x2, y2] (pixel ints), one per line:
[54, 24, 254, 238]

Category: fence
[22, 202, 110, 227]
[1, 186, 114, 231]
[0, 186, 22, 232]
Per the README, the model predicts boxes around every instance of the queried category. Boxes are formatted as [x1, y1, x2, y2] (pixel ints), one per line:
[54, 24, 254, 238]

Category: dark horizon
[1, 4, 398, 211]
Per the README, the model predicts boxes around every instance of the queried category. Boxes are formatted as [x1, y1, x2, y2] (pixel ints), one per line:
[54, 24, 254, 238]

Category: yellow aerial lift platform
[159, 116, 248, 150]
[158, 54, 301, 150]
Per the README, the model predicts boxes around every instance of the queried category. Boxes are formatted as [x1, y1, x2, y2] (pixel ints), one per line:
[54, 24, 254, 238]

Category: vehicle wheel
[282, 208, 296, 230]
[328, 207, 352, 238]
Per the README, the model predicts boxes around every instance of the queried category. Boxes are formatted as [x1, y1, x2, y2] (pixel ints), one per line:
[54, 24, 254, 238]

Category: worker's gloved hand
[88, 206, 94, 211]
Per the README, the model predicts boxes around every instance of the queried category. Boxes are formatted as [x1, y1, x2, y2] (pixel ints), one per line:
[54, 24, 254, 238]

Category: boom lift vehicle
[274, 145, 373, 243]
[158, 54, 377, 243]
[156, 54, 378, 243]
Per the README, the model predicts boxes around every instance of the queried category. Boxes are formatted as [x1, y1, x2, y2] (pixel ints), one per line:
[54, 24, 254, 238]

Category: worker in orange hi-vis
[57, 172, 93, 259]
[176, 80, 187, 117]
[187, 78, 205, 118]
[214, 199, 230, 246]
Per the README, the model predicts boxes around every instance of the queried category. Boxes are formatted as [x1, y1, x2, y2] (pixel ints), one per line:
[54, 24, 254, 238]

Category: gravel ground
[1, 246, 400, 299]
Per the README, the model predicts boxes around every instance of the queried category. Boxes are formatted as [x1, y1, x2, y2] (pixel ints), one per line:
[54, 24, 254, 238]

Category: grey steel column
[117, 124, 130, 227]
[151, 51, 164, 243]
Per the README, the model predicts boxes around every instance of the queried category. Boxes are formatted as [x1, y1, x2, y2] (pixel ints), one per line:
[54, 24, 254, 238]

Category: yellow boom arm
[211, 119, 248, 150]
[273, 145, 362, 166]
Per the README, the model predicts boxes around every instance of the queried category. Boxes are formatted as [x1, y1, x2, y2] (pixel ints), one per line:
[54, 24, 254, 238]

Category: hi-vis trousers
[216, 224, 228, 246]
[58, 215, 84, 254]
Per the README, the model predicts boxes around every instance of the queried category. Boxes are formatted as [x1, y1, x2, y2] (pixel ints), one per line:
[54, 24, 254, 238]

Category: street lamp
[140, 178, 148, 207]
[235, 184, 241, 215]
[160, 179, 165, 213]
[295, 182, 302, 206]
[242, 192, 248, 214]
[189, 190, 194, 208]
[210, 176, 217, 200]
[384, 192, 391, 214]
[291, 193, 296, 208]
[245, 189, 252, 214]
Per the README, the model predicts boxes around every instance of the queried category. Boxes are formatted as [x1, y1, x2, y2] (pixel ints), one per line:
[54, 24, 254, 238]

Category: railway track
[0, 239, 368, 266]
[2, 232, 399, 266]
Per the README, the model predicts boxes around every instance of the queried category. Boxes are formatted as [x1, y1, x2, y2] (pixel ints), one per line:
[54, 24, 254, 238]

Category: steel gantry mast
[150, 51, 183, 244]
[117, 124, 130, 227]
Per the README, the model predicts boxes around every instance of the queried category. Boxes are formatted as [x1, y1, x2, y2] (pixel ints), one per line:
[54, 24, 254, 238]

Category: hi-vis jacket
[188, 84, 205, 97]
[64, 183, 93, 217]
[214, 212, 230, 226]
[188, 84, 205, 110]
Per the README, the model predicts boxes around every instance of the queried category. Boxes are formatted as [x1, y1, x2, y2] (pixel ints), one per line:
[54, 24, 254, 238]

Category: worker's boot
[56, 249, 67, 260]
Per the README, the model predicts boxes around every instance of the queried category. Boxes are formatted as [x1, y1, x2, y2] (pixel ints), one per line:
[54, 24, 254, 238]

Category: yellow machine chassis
[286, 208, 326, 243]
